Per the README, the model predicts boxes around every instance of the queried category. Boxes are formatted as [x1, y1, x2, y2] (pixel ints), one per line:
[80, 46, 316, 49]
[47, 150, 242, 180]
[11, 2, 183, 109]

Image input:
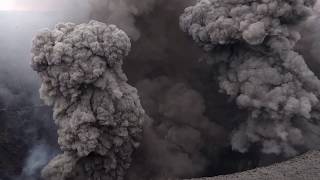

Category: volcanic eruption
[31, 21, 146, 180]
[16, 0, 320, 179]
[180, 0, 320, 156]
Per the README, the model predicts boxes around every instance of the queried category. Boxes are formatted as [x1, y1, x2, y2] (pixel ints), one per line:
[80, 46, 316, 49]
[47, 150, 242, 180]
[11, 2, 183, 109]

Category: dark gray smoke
[89, 0, 157, 40]
[57, 0, 320, 179]
[2, 0, 320, 179]
[126, 77, 227, 179]
[180, 0, 320, 157]
[31, 21, 146, 180]
[88, 0, 249, 179]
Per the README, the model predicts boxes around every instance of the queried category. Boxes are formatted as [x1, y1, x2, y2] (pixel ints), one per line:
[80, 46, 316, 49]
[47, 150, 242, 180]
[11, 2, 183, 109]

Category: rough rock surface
[186, 151, 320, 180]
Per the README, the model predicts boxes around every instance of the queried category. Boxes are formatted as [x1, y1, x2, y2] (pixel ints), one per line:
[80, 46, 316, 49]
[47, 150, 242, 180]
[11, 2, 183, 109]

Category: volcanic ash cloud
[180, 0, 320, 156]
[31, 20, 146, 180]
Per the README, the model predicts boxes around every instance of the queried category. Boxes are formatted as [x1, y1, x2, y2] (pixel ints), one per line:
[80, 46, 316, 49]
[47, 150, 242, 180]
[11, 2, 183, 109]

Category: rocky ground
[187, 151, 320, 180]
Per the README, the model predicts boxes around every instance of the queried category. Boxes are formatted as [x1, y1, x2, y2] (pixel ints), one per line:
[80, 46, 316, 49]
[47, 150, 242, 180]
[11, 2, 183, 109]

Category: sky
[0, 0, 90, 67]
[0, 0, 89, 11]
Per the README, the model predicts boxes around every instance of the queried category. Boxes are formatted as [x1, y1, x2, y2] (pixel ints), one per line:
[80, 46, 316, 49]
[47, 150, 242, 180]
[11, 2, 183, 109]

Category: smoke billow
[2, 0, 320, 179]
[180, 0, 320, 157]
[31, 21, 146, 180]
[125, 77, 227, 179]
[32, 0, 320, 179]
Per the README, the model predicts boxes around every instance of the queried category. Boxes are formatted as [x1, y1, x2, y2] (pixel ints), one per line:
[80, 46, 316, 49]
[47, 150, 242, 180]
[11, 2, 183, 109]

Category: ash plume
[18, 0, 320, 179]
[31, 21, 146, 180]
[180, 0, 320, 156]
[126, 77, 227, 179]
[88, 0, 254, 178]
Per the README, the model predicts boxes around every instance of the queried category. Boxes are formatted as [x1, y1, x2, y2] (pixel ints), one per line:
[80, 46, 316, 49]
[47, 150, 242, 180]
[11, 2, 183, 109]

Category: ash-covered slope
[31, 20, 146, 180]
[186, 150, 320, 180]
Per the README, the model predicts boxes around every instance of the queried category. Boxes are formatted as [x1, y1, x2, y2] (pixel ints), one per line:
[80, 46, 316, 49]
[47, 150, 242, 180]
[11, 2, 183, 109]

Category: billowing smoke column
[31, 20, 145, 179]
[180, 0, 320, 156]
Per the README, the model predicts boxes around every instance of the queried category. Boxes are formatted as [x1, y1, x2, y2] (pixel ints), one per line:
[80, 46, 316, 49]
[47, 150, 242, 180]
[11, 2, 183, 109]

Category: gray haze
[0, 1, 90, 179]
